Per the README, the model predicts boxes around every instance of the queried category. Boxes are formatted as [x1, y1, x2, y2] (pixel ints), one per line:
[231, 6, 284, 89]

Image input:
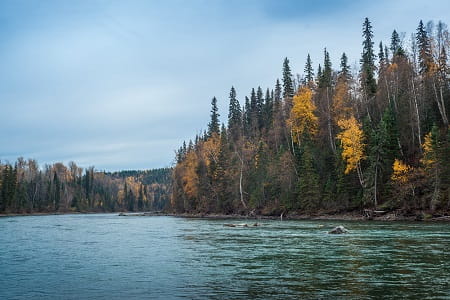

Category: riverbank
[2, 210, 449, 222]
[118, 211, 450, 222]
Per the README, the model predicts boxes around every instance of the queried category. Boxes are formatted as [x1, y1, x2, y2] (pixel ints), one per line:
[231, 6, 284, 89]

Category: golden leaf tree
[391, 159, 413, 183]
[288, 87, 318, 145]
[336, 116, 366, 186]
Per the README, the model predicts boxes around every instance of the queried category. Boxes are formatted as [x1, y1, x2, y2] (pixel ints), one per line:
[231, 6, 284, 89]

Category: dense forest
[171, 18, 450, 217]
[0, 158, 171, 213]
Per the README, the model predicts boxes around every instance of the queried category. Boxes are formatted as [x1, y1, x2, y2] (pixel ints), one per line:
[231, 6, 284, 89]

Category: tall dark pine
[273, 79, 282, 122]
[244, 96, 251, 136]
[282, 57, 294, 98]
[304, 54, 314, 85]
[390, 30, 404, 57]
[416, 20, 432, 74]
[227, 86, 241, 141]
[378, 42, 385, 66]
[361, 17, 377, 98]
[316, 64, 322, 86]
[263, 88, 273, 129]
[207, 96, 220, 137]
[274, 79, 282, 103]
[339, 52, 350, 81]
[256, 86, 264, 129]
[320, 48, 332, 88]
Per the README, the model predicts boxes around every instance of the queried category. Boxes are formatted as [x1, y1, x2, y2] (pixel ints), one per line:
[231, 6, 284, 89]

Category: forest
[171, 18, 450, 217]
[0, 158, 171, 213]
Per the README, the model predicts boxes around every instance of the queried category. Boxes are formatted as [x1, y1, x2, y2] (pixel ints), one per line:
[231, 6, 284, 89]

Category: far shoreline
[4, 210, 448, 222]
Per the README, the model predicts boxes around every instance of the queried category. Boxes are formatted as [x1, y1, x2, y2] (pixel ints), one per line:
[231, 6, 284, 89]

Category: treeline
[171, 18, 450, 216]
[0, 158, 172, 214]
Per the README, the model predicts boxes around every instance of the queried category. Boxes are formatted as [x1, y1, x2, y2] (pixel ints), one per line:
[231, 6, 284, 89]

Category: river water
[0, 214, 449, 299]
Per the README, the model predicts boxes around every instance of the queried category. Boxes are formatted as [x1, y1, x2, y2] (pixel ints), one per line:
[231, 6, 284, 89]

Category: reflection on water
[0, 214, 449, 299]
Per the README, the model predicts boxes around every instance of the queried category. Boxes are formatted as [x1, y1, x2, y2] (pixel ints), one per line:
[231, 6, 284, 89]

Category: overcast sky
[1, 0, 449, 171]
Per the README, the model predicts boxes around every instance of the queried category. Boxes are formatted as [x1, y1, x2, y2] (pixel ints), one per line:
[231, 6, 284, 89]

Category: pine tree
[304, 54, 314, 85]
[416, 20, 433, 74]
[378, 42, 386, 69]
[207, 97, 220, 137]
[227, 86, 242, 141]
[263, 88, 273, 129]
[256, 86, 264, 129]
[316, 64, 322, 86]
[320, 48, 332, 88]
[390, 30, 405, 57]
[282, 57, 294, 98]
[243, 96, 251, 136]
[297, 143, 321, 211]
[339, 52, 350, 81]
[361, 17, 377, 97]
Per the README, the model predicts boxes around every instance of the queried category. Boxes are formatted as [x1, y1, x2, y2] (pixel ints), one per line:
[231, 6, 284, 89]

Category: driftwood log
[224, 223, 259, 228]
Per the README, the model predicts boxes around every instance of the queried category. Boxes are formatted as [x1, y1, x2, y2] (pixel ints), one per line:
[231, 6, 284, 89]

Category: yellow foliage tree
[201, 133, 220, 167]
[421, 130, 436, 167]
[288, 87, 318, 144]
[332, 79, 352, 125]
[391, 159, 412, 183]
[181, 151, 199, 200]
[336, 116, 366, 186]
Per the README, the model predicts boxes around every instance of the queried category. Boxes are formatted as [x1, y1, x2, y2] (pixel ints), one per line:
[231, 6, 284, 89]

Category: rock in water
[328, 225, 349, 234]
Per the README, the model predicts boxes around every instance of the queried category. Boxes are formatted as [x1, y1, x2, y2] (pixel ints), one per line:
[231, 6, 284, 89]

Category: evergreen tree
[316, 64, 322, 86]
[256, 86, 264, 129]
[244, 96, 251, 136]
[282, 57, 294, 98]
[263, 88, 273, 129]
[416, 20, 433, 74]
[297, 144, 321, 211]
[378, 42, 386, 68]
[390, 30, 405, 57]
[227, 86, 242, 141]
[339, 52, 350, 81]
[304, 54, 314, 85]
[361, 17, 377, 97]
[320, 48, 332, 88]
[207, 97, 220, 137]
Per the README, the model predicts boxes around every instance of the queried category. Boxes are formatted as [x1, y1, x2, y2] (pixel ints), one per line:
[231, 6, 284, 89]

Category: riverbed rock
[328, 225, 349, 234]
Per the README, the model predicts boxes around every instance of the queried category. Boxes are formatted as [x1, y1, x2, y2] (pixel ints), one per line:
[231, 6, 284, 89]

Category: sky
[1, 0, 449, 171]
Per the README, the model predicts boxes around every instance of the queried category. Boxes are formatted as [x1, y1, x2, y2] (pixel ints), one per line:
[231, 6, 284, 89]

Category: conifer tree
[282, 57, 294, 98]
[361, 17, 377, 98]
[304, 54, 314, 85]
[339, 52, 350, 81]
[320, 48, 332, 88]
[416, 20, 433, 74]
[227, 86, 242, 141]
[207, 97, 220, 137]
[390, 30, 405, 57]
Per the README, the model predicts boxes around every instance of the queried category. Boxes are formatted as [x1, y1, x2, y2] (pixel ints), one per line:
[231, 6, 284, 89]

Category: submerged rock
[328, 225, 349, 234]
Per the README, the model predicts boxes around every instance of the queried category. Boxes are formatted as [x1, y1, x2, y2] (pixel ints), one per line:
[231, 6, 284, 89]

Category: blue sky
[1, 0, 449, 171]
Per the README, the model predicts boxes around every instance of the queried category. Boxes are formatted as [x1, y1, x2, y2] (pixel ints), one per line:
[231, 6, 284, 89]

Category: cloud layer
[1, 0, 449, 170]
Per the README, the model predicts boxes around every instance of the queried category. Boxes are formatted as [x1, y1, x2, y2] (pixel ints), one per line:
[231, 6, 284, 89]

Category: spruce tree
[256, 86, 264, 128]
[361, 17, 377, 97]
[339, 52, 350, 81]
[304, 54, 314, 85]
[378, 42, 385, 67]
[244, 96, 251, 136]
[320, 48, 332, 88]
[390, 30, 405, 57]
[282, 57, 294, 98]
[316, 64, 322, 86]
[207, 97, 220, 137]
[227, 86, 242, 141]
[416, 20, 432, 74]
[264, 88, 273, 129]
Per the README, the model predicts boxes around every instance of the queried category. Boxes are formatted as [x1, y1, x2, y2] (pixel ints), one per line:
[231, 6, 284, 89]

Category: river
[0, 214, 449, 299]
